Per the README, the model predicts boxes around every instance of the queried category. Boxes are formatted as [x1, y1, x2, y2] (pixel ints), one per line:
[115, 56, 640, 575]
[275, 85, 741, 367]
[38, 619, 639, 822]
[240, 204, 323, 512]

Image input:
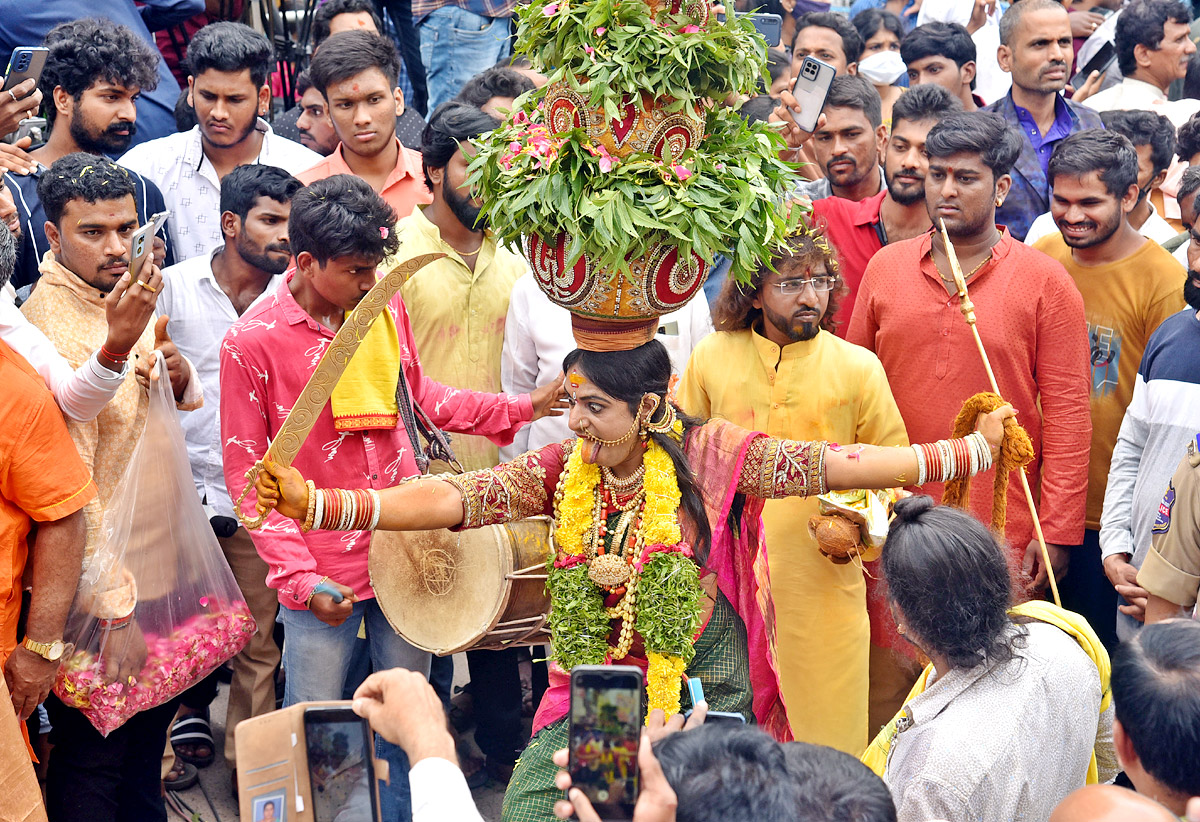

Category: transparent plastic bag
[53, 352, 256, 735]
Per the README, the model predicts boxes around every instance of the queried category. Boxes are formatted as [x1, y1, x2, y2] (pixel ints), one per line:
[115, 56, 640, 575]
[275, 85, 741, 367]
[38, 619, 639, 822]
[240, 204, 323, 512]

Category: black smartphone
[1071, 40, 1116, 90]
[303, 706, 380, 822]
[2, 47, 49, 94]
[569, 665, 643, 821]
[715, 11, 783, 48]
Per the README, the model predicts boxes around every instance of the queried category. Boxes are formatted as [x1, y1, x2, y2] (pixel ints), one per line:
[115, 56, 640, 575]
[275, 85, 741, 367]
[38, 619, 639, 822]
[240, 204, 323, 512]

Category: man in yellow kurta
[393, 103, 526, 473]
[677, 227, 907, 755]
[389, 102, 528, 778]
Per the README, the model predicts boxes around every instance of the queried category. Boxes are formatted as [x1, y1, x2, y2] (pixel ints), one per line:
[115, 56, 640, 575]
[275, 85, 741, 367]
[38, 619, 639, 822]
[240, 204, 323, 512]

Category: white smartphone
[129, 210, 170, 281]
[790, 56, 837, 133]
[2, 47, 49, 94]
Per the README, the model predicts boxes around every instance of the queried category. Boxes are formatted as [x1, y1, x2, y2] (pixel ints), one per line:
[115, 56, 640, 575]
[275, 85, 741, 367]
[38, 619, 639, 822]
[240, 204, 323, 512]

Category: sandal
[171, 711, 216, 768]
[163, 759, 198, 792]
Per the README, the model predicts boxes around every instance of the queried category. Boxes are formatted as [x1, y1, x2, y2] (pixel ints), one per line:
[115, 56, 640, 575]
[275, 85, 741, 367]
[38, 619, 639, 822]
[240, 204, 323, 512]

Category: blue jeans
[418, 6, 513, 114]
[280, 600, 431, 822]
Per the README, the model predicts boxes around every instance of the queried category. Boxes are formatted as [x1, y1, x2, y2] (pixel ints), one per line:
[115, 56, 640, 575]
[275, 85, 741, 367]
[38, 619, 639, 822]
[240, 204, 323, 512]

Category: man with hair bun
[848, 112, 1092, 608]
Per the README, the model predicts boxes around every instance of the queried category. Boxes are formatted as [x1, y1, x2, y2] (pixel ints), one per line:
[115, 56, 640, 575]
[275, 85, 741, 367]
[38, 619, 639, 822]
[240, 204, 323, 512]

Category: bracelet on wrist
[912, 433, 993, 485]
[98, 612, 133, 631]
[310, 487, 381, 532]
[305, 576, 329, 609]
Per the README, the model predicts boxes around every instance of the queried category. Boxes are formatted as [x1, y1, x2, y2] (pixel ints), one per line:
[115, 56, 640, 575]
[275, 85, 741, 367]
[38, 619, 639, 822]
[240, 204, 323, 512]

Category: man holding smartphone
[21, 152, 201, 822]
[5, 19, 174, 292]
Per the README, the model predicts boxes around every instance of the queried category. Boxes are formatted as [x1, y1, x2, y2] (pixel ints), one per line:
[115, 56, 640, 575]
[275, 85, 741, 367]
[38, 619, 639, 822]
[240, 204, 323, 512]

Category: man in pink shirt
[219, 174, 562, 816]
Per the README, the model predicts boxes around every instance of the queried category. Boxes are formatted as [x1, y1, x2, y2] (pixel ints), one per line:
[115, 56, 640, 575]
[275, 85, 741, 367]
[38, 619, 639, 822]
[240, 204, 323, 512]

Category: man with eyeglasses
[676, 225, 907, 756]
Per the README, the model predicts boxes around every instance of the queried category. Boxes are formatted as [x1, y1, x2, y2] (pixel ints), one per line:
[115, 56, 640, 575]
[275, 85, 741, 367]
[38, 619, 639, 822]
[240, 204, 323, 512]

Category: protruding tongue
[580, 438, 601, 464]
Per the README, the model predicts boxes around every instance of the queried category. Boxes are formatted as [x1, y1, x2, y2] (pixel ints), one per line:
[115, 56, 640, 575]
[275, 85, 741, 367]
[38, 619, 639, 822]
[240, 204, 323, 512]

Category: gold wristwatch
[22, 636, 66, 662]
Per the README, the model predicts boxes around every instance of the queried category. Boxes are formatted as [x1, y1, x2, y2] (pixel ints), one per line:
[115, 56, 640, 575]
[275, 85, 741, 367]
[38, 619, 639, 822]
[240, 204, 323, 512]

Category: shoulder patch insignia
[1153, 482, 1176, 534]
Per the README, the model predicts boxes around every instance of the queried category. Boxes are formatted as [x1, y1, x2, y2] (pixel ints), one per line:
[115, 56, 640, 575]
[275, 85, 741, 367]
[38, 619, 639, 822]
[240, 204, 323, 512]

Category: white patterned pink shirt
[219, 274, 534, 609]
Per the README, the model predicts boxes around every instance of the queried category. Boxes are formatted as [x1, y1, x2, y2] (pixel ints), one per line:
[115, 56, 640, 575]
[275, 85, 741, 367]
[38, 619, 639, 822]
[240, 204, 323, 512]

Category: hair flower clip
[379, 226, 389, 239]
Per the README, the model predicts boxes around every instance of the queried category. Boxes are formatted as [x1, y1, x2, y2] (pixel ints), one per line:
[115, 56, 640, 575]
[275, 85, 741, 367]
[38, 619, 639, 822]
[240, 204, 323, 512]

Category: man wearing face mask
[985, 0, 1104, 242]
[1033, 129, 1185, 650]
[677, 225, 907, 756]
[813, 84, 961, 332]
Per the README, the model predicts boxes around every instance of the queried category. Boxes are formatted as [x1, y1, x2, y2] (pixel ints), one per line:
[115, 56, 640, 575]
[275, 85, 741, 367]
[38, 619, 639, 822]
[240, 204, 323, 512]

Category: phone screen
[303, 708, 377, 822]
[569, 666, 642, 820]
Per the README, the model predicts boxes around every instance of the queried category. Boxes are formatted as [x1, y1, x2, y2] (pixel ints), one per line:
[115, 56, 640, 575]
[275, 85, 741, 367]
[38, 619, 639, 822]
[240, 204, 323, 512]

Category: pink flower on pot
[584, 45, 595, 56]
[595, 26, 606, 35]
[542, 2, 559, 15]
[671, 164, 692, 181]
[595, 145, 616, 172]
[680, 24, 700, 33]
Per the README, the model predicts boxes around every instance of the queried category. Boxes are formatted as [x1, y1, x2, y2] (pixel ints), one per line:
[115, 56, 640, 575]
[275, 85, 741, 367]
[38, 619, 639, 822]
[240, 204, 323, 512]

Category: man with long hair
[676, 224, 907, 754]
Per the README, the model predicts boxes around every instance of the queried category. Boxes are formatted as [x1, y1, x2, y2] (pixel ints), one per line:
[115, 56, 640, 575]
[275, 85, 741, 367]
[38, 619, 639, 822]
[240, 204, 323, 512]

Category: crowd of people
[1, 0, 1200, 821]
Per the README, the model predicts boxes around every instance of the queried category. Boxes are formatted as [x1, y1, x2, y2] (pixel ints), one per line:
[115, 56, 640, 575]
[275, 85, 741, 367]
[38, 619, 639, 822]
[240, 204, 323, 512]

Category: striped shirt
[1100, 308, 1200, 640]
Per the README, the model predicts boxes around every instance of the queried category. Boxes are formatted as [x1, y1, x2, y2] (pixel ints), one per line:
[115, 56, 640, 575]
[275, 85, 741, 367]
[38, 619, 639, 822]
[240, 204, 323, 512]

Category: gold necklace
[602, 464, 646, 495]
[441, 234, 484, 257]
[934, 253, 992, 286]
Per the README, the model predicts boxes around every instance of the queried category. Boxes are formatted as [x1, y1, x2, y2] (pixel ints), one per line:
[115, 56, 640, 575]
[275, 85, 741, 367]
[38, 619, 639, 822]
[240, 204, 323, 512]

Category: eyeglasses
[770, 276, 838, 296]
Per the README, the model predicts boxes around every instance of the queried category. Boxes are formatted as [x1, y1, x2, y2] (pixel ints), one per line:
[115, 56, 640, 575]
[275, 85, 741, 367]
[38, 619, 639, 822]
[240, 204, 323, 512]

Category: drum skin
[369, 517, 554, 655]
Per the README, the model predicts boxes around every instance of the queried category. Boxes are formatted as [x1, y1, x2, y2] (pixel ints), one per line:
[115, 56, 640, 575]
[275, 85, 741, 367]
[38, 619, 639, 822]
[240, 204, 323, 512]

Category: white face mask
[858, 50, 907, 86]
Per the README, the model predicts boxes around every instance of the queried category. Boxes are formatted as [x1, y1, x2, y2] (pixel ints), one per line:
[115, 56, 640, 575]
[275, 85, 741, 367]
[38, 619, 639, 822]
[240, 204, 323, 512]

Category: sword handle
[236, 460, 269, 530]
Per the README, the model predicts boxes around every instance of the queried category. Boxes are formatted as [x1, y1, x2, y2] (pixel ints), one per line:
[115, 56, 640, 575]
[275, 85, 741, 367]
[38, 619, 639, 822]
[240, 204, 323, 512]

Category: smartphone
[716, 12, 782, 48]
[303, 706, 380, 822]
[2, 47, 49, 94]
[684, 677, 746, 724]
[569, 665, 643, 821]
[790, 56, 837, 133]
[1071, 40, 1116, 90]
[129, 210, 170, 280]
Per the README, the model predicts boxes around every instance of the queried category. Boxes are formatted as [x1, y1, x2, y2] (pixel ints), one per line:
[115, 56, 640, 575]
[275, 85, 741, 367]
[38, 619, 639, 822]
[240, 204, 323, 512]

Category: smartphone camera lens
[803, 61, 817, 78]
[17, 56, 29, 70]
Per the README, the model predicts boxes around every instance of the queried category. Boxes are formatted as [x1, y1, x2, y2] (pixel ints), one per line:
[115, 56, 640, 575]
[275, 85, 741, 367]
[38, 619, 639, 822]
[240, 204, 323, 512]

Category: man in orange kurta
[0, 337, 95, 724]
[846, 111, 1092, 727]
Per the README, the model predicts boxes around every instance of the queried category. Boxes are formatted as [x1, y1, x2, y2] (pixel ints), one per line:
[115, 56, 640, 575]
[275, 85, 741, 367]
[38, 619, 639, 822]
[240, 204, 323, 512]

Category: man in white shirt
[1025, 111, 1180, 246]
[157, 164, 302, 774]
[120, 22, 320, 262]
[1082, 0, 1200, 128]
[499, 271, 712, 458]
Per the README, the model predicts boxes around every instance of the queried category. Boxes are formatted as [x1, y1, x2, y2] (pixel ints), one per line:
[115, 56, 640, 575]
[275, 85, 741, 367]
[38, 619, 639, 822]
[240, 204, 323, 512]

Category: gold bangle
[301, 480, 317, 531]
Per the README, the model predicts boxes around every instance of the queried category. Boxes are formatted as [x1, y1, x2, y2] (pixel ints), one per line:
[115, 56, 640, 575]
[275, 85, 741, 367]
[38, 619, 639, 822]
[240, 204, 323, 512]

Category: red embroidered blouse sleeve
[442, 440, 569, 529]
[735, 436, 828, 499]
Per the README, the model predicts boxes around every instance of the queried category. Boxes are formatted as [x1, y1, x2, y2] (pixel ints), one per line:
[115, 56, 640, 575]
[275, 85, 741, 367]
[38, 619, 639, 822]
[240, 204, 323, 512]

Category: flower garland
[548, 425, 703, 720]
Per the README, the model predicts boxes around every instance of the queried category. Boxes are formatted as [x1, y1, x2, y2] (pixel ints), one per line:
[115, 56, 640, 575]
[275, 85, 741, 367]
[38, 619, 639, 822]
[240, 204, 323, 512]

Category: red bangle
[100, 345, 130, 363]
[99, 612, 133, 631]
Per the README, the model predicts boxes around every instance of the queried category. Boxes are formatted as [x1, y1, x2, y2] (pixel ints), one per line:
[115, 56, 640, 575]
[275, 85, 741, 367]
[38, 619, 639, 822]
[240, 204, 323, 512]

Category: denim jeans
[280, 600, 431, 822]
[376, 0, 429, 115]
[418, 6, 513, 113]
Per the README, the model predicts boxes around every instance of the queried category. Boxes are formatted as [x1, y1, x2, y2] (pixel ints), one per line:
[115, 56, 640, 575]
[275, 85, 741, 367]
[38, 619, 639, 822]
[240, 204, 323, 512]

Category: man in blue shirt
[986, 0, 1103, 241]
[0, 0, 202, 148]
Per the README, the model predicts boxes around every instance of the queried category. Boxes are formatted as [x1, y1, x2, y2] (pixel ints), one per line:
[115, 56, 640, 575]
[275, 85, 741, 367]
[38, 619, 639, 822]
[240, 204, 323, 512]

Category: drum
[368, 517, 554, 655]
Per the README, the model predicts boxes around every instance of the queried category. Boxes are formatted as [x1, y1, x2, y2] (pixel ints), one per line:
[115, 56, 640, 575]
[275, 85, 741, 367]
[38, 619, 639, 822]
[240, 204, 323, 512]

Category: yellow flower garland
[553, 425, 695, 720]
[646, 651, 688, 719]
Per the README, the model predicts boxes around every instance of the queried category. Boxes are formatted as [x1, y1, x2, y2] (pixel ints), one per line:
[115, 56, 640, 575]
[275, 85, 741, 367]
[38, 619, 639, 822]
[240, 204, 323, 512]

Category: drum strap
[394, 364, 464, 475]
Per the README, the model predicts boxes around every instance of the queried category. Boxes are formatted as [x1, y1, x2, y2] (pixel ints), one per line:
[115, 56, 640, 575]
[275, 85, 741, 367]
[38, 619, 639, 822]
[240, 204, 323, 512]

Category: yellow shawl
[861, 601, 1112, 783]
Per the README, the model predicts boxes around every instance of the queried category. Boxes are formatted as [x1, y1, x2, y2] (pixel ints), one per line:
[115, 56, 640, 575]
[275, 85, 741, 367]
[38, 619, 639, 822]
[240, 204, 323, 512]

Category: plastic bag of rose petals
[53, 352, 256, 736]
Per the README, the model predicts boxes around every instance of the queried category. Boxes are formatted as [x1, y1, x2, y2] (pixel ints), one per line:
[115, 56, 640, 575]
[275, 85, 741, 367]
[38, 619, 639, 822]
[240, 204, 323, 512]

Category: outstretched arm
[737, 405, 1012, 499]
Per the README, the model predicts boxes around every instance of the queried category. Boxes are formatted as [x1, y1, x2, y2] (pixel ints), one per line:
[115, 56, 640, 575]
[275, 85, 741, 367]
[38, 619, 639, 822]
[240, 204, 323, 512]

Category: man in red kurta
[847, 111, 1091, 708]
